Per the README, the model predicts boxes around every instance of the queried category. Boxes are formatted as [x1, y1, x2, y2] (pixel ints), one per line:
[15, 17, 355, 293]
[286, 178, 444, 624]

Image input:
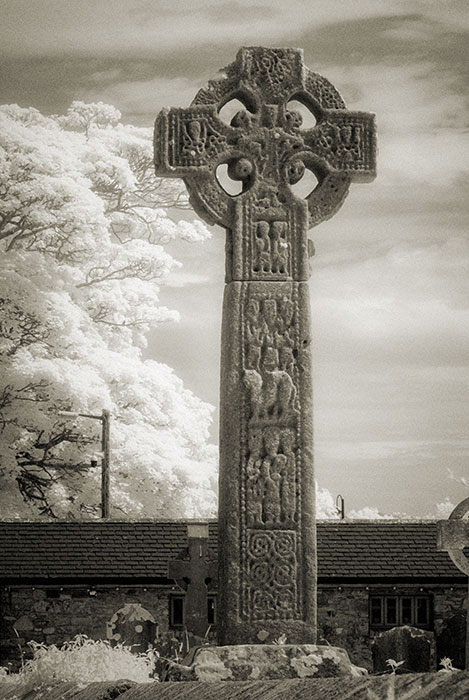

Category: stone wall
[0, 584, 200, 670]
[1, 583, 466, 672]
[317, 586, 370, 668]
[317, 584, 467, 671]
[433, 585, 467, 670]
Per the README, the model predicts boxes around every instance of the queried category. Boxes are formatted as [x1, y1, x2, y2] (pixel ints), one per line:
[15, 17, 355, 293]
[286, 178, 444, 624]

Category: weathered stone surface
[218, 280, 315, 644]
[154, 46, 376, 645]
[6, 673, 469, 700]
[168, 523, 217, 638]
[163, 644, 367, 681]
[107, 603, 157, 653]
[372, 625, 436, 673]
[437, 609, 467, 671]
[12, 615, 33, 632]
[0, 679, 136, 700]
[438, 497, 469, 576]
[438, 496, 469, 669]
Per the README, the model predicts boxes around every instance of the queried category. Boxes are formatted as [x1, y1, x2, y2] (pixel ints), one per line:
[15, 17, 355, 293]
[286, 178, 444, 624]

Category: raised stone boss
[154, 47, 376, 644]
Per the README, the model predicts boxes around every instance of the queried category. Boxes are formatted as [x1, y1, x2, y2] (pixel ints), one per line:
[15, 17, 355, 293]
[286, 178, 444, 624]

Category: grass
[0, 634, 158, 692]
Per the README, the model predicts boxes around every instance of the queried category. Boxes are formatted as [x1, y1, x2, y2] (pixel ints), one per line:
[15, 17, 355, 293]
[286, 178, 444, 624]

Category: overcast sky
[2, 0, 468, 517]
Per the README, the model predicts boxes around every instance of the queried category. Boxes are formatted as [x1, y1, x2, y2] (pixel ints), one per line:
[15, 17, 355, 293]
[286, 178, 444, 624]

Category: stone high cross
[437, 496, 469, 669]
[168, 523, 217, 638]
[155, 47, 376, 644]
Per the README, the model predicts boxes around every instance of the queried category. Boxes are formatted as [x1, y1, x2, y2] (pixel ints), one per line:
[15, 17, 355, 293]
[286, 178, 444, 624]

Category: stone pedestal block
[164, 644, 367, 682]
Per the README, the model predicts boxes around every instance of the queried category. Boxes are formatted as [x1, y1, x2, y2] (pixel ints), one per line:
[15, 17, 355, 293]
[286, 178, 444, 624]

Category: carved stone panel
[154, 46, 376, 238]
[235, 282, 307, 626]
[247, 530, 298, 621]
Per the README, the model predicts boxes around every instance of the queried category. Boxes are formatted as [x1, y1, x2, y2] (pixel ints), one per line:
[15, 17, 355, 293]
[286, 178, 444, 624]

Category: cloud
[3, 0, 465, 60]
[81, 75, 201, 125]
[315, 437, 469, 516]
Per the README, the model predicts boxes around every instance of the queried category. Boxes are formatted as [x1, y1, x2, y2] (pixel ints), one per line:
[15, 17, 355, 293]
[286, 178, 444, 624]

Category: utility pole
[101, 409, 110, 519]
[58, 409, 111, 518]
[336, 494, 345, 520]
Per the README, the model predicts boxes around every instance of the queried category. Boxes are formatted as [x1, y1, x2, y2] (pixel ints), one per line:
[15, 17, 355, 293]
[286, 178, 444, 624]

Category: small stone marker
[106, 603, 157, 653]
[155, 47, 376, 644]
[438, 496, 469, 670]
[372, 625, 436, 674]
[168, 522, 217, 638]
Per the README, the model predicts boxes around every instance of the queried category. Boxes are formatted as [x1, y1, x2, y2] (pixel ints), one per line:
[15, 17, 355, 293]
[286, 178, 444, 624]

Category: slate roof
[0, 520, 465, 583]
[316, 521, 466, 582]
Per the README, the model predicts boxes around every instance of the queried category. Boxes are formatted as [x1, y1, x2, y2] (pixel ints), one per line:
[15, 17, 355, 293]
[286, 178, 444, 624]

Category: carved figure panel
[242, 287, 299, 427]
[245, 426, 298, 529]
[253, 220, 289, 276]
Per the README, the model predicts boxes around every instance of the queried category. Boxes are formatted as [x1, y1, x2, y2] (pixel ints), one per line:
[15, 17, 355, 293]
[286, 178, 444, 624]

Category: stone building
[0, 520, 466, 671]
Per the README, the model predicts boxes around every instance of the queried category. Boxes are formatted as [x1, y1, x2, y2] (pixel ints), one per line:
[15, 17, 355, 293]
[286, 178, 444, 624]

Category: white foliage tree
[0, 102, 217, 519]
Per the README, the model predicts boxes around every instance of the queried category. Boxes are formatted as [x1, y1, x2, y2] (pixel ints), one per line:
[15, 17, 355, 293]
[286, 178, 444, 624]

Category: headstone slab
[372, 625, 436, 674]
[154, 46, 376, 645]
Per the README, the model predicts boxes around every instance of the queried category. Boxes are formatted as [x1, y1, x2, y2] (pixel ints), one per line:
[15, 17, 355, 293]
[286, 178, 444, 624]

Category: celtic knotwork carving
[250, 532, 272, 558]
[248, 530, 297, 620]
[155, 46, 376, 243]
[274, 532, 296, 557]
[251, 561, 270, 585]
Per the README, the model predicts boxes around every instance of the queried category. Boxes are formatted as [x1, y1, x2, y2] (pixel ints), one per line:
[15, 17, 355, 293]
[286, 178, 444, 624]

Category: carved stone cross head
[155, 47, 376, 282]
[438, 497, 469, 576]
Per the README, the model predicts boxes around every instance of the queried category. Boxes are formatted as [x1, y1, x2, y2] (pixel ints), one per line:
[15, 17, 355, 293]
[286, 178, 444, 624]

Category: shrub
[0, 634, 157, 691]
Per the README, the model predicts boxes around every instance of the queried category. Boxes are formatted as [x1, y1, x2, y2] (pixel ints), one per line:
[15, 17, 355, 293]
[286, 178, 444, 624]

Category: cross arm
[303, 109, 376, 182]
[438, 520, 469, 551]
[154, 106, 232, 177]
[437, 520, 469, 577]
[168, 558, 189, 581]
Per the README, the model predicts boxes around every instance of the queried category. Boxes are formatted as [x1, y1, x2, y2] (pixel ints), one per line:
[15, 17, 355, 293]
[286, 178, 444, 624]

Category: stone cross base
[164, 644, 367, 681]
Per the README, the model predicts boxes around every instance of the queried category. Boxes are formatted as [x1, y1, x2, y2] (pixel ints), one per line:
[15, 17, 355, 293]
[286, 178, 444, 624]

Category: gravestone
[168, 523, 217, 639]
[372, 625, 436, 674]
[106, 603, 157, 653]
[438, 496, 469, 670]
[155, 47, 376, 645]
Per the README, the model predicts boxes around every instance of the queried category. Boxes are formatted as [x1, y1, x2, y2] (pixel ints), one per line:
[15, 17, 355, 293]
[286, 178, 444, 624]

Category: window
[170, 595, 184, 628]
[207, 596, 216, 625]
[169, 595, 217, 628]
[369, 595, 432, 629]
[46, 589, 60, 599]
